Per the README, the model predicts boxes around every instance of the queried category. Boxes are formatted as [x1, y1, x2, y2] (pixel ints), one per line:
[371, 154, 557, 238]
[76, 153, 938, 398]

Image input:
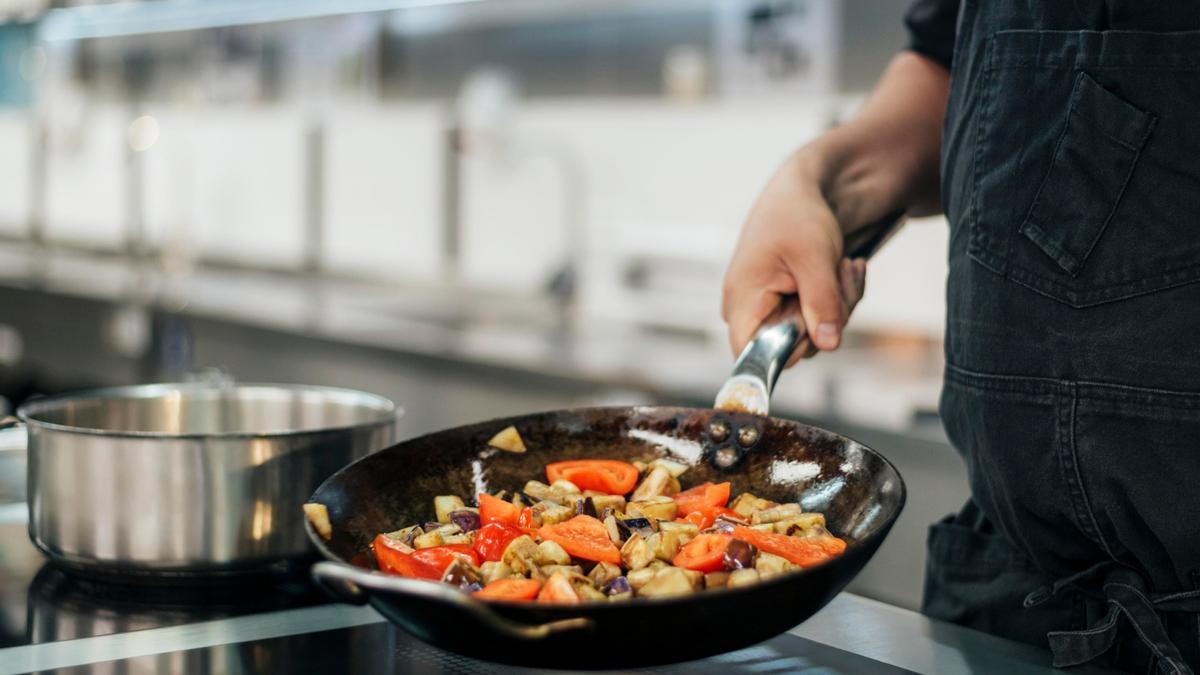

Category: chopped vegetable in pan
[365, 450, 846, 602]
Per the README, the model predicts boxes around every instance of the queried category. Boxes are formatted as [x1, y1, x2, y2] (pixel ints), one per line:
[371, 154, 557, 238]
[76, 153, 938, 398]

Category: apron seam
[1057, 381, 1118, 560]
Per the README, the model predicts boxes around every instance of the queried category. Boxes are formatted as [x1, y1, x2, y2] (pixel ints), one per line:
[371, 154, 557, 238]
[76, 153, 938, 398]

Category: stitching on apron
[1058, 381, 1117, 559]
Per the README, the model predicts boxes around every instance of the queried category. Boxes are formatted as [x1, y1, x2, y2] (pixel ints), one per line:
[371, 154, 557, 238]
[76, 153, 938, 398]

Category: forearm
[799, 51, 951, 231]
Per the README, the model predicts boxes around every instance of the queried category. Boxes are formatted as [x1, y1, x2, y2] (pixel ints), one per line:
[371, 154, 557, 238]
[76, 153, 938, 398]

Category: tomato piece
[538, 515, 622, 564]
[536, 572, 581, 604]
[673, 533, 733, 572]
[545, 460, 639, 495]
[478, 493, 520, 527]
[731, 526, 847, 568]
[473, 522, 524, 562]
[371, 535, 441, 579]
[475, 577, 542, 602]
[674, 482, 731, 516]
[411, 544, 480, 573]
[675, 506, 739, 530]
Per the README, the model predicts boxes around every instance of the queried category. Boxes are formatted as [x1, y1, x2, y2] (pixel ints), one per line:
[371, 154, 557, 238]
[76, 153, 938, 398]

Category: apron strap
[1027, 566, 1200, 675]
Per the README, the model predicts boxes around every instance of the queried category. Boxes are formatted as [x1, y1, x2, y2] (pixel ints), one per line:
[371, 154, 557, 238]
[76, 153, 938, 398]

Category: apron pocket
[1018, 72, 1156, 277]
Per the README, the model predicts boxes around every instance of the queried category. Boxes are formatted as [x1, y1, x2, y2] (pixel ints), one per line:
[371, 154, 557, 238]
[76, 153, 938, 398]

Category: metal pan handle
[715, 210, 906, 415]
[311, 561, 593, 641]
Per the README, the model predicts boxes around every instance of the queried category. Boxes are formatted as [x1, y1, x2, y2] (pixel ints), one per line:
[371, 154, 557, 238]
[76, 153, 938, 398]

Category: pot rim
[17, 382, 400, 440]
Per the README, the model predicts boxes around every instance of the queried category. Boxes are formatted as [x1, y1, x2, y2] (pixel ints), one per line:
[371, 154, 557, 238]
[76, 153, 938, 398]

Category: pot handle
[311, 561, 593, 641]
[714, 210, 906, 416]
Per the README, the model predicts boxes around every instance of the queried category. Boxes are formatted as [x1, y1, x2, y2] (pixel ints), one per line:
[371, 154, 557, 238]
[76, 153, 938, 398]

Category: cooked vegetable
[545, 460, 639, 495]
[488, 425, 527, 453]
[448, 509, 482, 533]
[473, 523, 525, 562]
[539, 515, 622, 564]
[411, 544, 481, 573]
[537, 572, 581, 604]
[732, 525, 847, 568]
[366, 448, 845, 603]
[672, 533, 732, 572]
[674, 482, 731, 517]
[723, 539, 757, 570]
[478, 493, 520, 527]
[372, 534, 440, 579]
[303, 503, 333, 540]
[434, 495, 467, 524]
[476, 577, 541, 600]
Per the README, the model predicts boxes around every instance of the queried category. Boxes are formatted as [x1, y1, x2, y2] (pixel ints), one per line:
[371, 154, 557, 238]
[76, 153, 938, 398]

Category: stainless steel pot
[17, 382, 397, 577]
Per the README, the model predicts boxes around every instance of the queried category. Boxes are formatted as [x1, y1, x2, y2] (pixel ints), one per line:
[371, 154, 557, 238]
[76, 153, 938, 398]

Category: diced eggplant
[434, 495, 467, 523]
[631, 466, 673, 501]
[500, 535, 540, 575]
[629, 496, 678, 522]
[523, 480, 563, 504]
[704, 571, 730, 589]
[603, 515, 623, 545]
[658, 520, 699, 539]
[442, 533, 473, 546]
[632, 460, 649, 473]
[487, 425, 527, 453]
[723, 539, 757, 570]
[637, 568, 696, 598]
[448, 509, 481, 533]
[727, 568, 761, 588]
[790, 523, 833, 540]
[551, 479, 581, 495]
[749, 524, 775, 532]
[423, 521, 444, 533]
[648, 457, 689, 478]
[729, 493, 776, 518]
[570, 576, 607, 601]
[588, 561, 622, 588]
[616, 517, 655, 540]
[590, 494, 626, 514]
[412, 530, 445, 549]
[479, 561, 513, 584]
[751, 503, 803, 525]
[626, 566, 657, 591]
[463, 582, 484, 593]
[620, 533, 656, 570]
[646, 531, 682, 562]
[755, 552, 798, 578]
[574, 497, 599, 519]
[780, 514, 827, 535]
[442, 558, 482, 588]
[540, 564, 585, 577]
[532, 501, 573, 526]
[303, 503, 333, 540]
[680, 568, 703, 588]
[384, 525, 423, 547]
[602, 575, 632, 596]
[536, 540, 572, 566]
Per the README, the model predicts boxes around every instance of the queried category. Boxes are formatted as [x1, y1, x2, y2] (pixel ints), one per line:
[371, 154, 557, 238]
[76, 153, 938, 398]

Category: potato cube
[704, 571, 730, 589]
[751, 503, 803, 525]
[488, 425, 527, 453]
[727, 568, 761, 588]
[536, 540, 572, 566]
[303, 503, 333, 541]
[620, 533, 656, 570]
[480, 561, 513, 584]
[434, 495, 466, 524]
[412, 530, 445, 549]
[626, 567, 657, 591]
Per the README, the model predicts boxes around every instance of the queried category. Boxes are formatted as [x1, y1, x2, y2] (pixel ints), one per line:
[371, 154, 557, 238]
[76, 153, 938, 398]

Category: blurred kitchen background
[0, 0, 961, 611]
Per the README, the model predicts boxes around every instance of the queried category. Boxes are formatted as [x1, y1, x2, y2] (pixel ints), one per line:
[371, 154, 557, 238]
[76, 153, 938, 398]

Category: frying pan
[307, 215, 907, 670]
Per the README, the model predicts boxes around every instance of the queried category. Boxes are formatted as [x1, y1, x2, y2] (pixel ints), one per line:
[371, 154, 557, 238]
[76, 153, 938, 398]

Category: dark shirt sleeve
[904, 0, 961, 70]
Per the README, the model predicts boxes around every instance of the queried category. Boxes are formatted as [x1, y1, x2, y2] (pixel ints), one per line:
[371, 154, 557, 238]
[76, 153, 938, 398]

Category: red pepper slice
[411, 544, 480, 573]
[674, 482, 731, 516]
[475, 578, 542, 601]
[731, 525, 847, 568]
[673, 533, 733, 572]
[473, 522, 524, 562]
[371, 534, 441, 579]
[538, 515, 621, 564]
[479, 493, 520, 527]
[545, 460, 639, 495]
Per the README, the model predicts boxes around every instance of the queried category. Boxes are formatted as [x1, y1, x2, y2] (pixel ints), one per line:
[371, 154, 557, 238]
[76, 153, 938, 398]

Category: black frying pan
[306, 215, 907, 670]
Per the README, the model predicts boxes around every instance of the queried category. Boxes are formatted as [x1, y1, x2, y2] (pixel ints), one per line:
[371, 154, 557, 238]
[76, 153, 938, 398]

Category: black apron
[922, 2, 1200, 673]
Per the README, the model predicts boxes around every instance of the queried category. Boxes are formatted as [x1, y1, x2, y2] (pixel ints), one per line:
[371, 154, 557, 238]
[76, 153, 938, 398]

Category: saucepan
[17, 381, 397, 578]
[307, 216, 906, 669]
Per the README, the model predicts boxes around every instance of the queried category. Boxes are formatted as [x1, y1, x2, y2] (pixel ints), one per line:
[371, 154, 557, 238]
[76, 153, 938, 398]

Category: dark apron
[922, 2, 1200, 673]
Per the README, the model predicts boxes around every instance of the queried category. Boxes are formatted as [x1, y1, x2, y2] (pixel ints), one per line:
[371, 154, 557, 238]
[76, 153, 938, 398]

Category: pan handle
[311, 562, 594, 641]
[715, 210, 906, 415]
